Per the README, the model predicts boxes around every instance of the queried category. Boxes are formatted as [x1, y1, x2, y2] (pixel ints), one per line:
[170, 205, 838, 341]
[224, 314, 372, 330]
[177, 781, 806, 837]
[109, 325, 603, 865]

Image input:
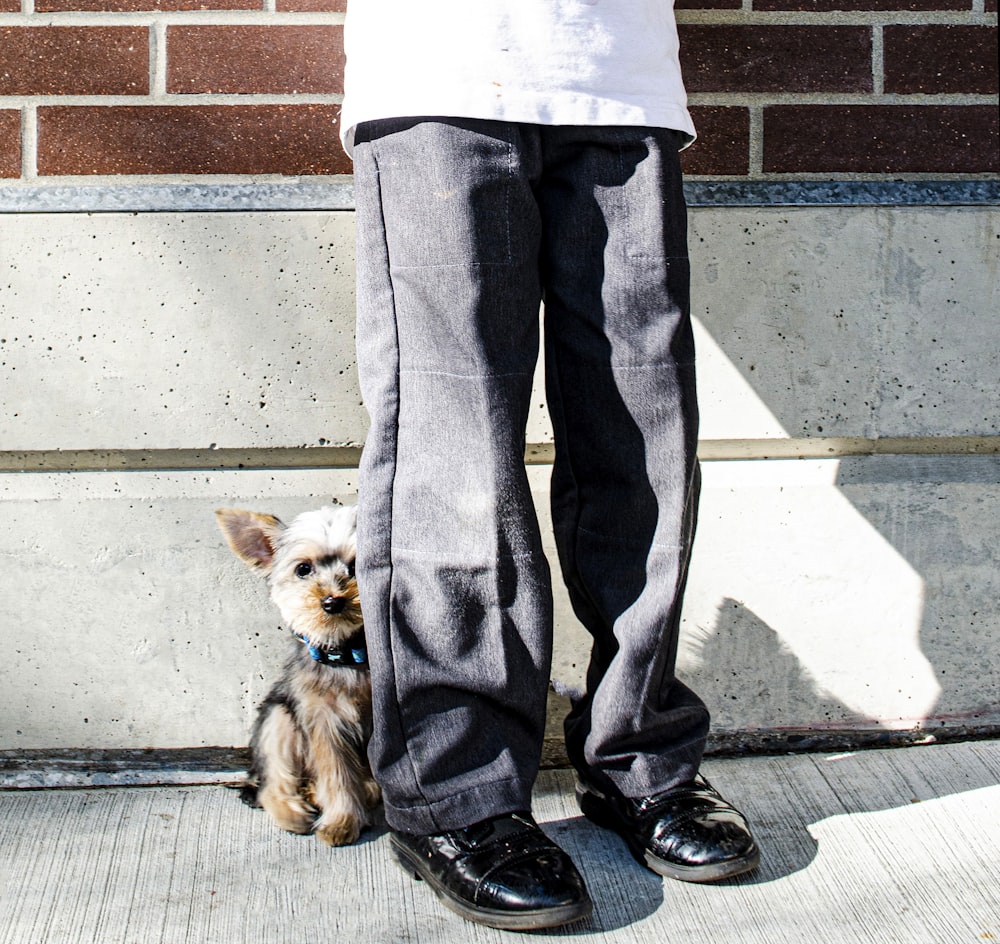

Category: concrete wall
[1, 203, 998, 760]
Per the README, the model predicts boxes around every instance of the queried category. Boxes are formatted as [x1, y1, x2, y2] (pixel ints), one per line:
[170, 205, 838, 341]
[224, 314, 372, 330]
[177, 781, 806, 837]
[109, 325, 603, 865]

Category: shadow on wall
[834, 454, 1000, 733]
[692, 598, 874, 739]
[687, 206, 1000, 738]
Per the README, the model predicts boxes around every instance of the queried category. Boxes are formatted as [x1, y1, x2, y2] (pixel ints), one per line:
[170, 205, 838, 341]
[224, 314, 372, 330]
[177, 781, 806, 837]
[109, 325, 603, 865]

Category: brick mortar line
[688, 172, 1000, 179]
[151, 19, 165, 98]
[687, 93, 996, 105]
[675, 9, 996, 24]
[0, 11, 346, 24]
[0, 10, 344, 27]
[0, 10, 992, 24]
[0, 173, 357, 184]
[20, 106, 36, 178]
[872, 24, 884, 96]
[0, 94, 345, 106]
[1, 94, 992, 107]
[748, 105, 764, 176]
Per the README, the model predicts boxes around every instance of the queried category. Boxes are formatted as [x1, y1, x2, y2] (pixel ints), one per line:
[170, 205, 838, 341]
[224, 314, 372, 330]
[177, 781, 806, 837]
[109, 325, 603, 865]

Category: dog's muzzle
[322, 595, 347, 615]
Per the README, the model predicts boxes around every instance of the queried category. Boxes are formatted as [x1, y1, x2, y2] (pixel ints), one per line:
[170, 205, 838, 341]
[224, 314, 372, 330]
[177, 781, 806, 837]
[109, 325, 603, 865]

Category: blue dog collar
[295, 631, 368, 668]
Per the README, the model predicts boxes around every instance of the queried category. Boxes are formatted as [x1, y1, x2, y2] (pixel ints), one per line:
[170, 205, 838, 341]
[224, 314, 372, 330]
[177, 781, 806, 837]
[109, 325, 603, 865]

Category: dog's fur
[216, 504, 379, 846]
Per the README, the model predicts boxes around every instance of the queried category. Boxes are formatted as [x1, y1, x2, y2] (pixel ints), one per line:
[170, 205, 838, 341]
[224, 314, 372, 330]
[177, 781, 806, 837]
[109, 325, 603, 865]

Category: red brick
[680, 26, 872, 93]
[763, 105, 999, 174]
[756, 0, 967, 9]
[987, 0, 997, 13]
[37, 0, 255, 9]
[277, 0, 346, 10]
[0, 0, 20, 11]
[0, 28, 148, 95]
[681, 107, 750, 176]
[884, 26, 998, 94]
[0, 110, 21, 179]
[37, 105, 349, 176]
[167, 26, 343, 94]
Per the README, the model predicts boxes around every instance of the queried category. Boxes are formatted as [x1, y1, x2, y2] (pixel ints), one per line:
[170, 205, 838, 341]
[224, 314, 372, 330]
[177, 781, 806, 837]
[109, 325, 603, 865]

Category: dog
[215, 504, 380, 846]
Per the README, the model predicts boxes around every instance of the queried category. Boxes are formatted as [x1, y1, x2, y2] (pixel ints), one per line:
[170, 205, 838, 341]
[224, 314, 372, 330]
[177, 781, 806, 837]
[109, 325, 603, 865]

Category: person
[341, 0, 760, 930]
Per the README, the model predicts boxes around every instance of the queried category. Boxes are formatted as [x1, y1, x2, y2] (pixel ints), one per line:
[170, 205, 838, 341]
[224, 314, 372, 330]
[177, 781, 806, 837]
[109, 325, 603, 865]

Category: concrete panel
[0, 470, 360, 749]
[1, 203, 997, 757]
[0, 212, 366, 451]
[2, 206, 998, 454]
[677, 455, 1000, 737]
[547, 455, 1000, 737]
[1, 455, 996, 751]
[691, 206, 1000, 441]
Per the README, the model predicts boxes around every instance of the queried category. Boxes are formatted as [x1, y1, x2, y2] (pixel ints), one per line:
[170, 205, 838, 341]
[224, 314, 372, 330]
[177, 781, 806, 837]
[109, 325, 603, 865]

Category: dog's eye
[295, 562, 313, 578]
[347, 560, 356, 578]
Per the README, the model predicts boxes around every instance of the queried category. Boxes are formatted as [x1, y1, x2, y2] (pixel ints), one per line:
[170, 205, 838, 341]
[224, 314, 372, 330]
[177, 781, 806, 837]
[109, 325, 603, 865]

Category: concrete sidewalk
[1, 740, 998, 944]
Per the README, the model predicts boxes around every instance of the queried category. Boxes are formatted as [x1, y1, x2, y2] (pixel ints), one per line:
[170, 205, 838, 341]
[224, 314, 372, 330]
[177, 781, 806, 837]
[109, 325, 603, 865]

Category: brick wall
[0, 0, 995, 183]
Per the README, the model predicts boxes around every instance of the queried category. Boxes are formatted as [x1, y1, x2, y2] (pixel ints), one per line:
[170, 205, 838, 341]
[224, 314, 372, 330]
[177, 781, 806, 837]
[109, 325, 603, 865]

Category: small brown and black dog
[216, 504, 379, 846]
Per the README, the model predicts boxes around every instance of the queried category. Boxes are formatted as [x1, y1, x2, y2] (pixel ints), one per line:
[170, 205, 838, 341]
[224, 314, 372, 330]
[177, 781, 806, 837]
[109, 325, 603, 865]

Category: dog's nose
[321, 595, 346, 615]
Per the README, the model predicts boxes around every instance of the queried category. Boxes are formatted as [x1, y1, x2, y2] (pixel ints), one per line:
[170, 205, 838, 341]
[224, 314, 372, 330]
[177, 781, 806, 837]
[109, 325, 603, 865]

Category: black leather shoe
[577, 775, 760, 883]
[390, 811, 592, 930]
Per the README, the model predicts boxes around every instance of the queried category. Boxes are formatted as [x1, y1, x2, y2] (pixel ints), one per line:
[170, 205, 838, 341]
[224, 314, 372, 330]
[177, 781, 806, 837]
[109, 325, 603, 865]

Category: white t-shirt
[340, 0, 694, 155]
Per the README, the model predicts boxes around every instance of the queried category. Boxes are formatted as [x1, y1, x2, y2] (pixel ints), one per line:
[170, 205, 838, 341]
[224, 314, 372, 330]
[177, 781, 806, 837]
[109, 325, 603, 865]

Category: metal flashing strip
[0, 182, 357, 213]
[684, 179, 1000, 207]
[1, 438, 997, 473]
[0, 446, 365, 473]
[0, 436, 1000, 474]
[0, 179, 997, 212]
[0, 748, 250, 790]
[4, 727, 999, 787]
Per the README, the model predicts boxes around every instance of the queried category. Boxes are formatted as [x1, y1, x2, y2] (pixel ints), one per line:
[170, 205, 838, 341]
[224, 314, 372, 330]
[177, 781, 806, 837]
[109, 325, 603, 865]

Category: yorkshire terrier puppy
[216, 504, 380, 846]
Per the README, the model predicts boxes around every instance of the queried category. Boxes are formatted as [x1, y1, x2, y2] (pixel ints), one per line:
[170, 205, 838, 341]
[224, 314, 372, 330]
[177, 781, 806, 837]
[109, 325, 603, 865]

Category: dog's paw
[259, 791, 317, 835]
[273, 810, 317, 835]
[314, 813, 364, 846]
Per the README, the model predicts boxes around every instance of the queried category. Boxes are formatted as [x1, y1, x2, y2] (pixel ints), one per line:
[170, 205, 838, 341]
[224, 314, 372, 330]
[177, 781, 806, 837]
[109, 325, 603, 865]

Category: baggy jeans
[352, 118, 710, 834]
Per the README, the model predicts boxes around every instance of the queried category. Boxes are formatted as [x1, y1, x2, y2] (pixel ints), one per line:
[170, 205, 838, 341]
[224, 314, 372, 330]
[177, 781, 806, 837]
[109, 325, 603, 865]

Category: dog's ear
[215, 508, 285, 571]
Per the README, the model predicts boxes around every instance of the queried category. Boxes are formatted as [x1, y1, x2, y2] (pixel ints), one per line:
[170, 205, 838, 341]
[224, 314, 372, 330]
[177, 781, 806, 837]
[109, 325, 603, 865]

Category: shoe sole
[577, 786, 760, 884]
[390, 835, 593, 931]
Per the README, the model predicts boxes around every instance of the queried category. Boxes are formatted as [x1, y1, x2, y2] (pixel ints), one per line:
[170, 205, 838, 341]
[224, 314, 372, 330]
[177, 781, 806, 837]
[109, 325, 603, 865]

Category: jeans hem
[382, 775, 538, 835]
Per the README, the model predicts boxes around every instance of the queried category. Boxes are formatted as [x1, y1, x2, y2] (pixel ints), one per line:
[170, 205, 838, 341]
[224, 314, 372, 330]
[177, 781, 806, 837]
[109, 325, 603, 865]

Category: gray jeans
[353, 118, 709, 834]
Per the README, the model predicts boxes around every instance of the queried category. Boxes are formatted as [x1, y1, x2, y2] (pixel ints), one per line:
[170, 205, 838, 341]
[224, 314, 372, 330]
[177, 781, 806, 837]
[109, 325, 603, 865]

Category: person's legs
[538, 125, 757, 881]
[538, 125, 708, 798]
[352, 115, 591, 930]
[352, 117, 551, 835]
[352, 117, 754, 906]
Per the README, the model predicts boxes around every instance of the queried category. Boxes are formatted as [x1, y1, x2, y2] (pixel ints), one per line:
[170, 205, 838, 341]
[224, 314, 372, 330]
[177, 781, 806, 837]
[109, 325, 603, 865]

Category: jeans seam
[389, 545, 538, 561]
[369, 137, 435, 818]
[399, 368, 533, 379]
[389, 262, 514, 271]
